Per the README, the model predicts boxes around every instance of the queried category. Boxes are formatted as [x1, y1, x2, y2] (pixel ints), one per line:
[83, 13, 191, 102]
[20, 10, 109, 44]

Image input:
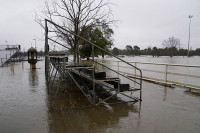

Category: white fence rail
[96, 59, 200, 90]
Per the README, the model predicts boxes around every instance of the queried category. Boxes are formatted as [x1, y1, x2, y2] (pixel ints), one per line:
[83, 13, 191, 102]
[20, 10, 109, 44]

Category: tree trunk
[73, 21, 80, 63]
[73, 51, 77, 62]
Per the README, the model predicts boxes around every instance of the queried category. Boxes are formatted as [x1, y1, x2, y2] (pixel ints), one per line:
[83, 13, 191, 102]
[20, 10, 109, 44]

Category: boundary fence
[96, 59, 200, 90]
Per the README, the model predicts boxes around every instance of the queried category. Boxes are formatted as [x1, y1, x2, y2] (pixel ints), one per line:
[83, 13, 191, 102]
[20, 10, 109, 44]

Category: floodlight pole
[187, 15, 193, 57]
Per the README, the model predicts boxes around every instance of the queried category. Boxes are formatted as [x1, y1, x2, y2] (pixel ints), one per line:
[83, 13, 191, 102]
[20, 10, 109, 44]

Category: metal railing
[96, 59, 200, 90]
[44, 19, 143, 105]
[0, 45, 21, 67]
[0, 45, 19, 51]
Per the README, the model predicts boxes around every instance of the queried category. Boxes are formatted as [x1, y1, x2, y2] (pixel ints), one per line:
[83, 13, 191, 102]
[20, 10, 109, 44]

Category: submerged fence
[96, 59, 200, 90]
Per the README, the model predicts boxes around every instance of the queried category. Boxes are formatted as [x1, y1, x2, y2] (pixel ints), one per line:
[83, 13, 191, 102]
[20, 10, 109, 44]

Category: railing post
[140, 71, 142, 101]
[165, 65, 168, 83]
[117, 61, 119, 77]
[63, 57, 66, 68]
[45, 19, 49, 82]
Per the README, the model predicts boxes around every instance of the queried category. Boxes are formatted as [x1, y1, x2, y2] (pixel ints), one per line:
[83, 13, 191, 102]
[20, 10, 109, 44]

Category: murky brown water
[0, 58, 200, 133]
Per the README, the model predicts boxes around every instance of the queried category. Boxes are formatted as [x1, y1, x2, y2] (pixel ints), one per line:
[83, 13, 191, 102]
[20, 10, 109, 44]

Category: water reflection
[163, 87, 167, 101]
[10, 64, 14, 75]
[48, 103, 140, 133]
[47, 78, 141, 133]
[28, 69, 39, 92]
[184, 90, 200, 97]
[22, 62, 24, 69]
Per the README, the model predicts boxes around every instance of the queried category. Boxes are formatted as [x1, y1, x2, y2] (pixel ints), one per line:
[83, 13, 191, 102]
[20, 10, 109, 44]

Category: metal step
[49, 56, 68, 63]
[79, 68, 106, 80]
[104, 80, 129, 92]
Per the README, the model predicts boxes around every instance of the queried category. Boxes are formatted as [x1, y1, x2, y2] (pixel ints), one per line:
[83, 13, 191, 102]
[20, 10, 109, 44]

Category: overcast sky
[0, 0, 199, 51]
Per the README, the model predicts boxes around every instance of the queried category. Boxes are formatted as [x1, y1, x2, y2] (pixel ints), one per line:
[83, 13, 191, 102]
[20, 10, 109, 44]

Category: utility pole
[187, 15, 193, 57]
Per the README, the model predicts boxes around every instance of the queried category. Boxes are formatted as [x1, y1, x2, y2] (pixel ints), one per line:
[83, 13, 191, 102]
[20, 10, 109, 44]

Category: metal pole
[117, 61, 119, 77]
[165, 65, 168, 83]
[45, 19, 49, 82]
[49, 68, 58, 98]
[51, 76, 62, 108]
[140, 73, 142, 101]
[187, 15, 193, 57]
[77, 45, 79, 64]
[92, 43, 95, 104]
[48, 66, 55, 93]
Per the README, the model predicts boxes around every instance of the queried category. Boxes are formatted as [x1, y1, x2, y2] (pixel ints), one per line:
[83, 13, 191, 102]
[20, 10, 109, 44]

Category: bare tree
[35, 0, 115, 62]
[162, 37, 180, 48]
[162, 36, 181, 57]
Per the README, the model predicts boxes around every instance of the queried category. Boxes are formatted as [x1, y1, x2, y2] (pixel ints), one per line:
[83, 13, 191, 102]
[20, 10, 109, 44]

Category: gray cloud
[112, 0, 200, 50]
[0, 0, 199, 51]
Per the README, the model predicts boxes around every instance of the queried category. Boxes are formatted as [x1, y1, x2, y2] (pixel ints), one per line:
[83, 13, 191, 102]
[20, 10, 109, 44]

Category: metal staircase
[0, 45, 21, 67]
[44, 19, 142, 108]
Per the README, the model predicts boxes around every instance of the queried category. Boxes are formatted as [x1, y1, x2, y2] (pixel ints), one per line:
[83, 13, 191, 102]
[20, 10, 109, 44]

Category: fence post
[165, 65, 168, 83]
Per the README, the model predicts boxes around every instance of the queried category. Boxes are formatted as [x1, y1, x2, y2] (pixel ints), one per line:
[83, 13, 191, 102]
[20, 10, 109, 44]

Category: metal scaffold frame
[0, 45, 22, 67]
[44, 19, 143, 108]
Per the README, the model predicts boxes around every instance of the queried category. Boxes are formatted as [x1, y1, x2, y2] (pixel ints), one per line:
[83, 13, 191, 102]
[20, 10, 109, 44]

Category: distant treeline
[19, 47, 200, 58]
[112, 37, 200, 57]
[112, 46, 200, 57]
[19, 50, 69, 57]
[20, 50, 44, 57]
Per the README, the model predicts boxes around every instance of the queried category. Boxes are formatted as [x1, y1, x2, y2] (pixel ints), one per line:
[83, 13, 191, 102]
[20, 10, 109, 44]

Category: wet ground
[0, 60, 200, 133]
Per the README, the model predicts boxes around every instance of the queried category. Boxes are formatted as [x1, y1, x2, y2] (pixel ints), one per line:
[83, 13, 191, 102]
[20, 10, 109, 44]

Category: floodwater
[0, 57, 200, 133]
[103, 56, 200, 87]
[0, 50, 17, 66]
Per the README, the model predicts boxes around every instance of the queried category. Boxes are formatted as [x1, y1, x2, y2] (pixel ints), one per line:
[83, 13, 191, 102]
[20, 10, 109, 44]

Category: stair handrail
[45, 19, 142, 100]
[0, 46, 20, 67]
[48, 38, 141, 85]
[45, 19, 142, 74]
